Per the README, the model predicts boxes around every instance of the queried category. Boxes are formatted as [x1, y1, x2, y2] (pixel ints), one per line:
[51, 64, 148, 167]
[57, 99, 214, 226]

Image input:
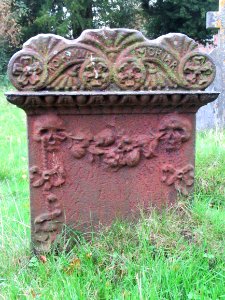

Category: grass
[0, 85, 225, 300]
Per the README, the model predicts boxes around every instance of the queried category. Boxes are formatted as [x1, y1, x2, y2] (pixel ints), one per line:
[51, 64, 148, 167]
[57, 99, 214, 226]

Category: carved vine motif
[30, 115, 67, 251]
[29, 114, 194, 249]
[64, 115, 192, 170]
[30, 114, 193, 248]
[68, 129, 159, 171]
[161, 164, 194, 196]
[8, 29, 216, 91]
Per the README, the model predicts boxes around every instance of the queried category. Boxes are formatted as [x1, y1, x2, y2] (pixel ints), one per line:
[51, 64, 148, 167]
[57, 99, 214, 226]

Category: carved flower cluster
[30, 162, 65, 249]
[183, 55, 214, 86]
[161, 164, 194, 196]
[31, 114, 193, 170]
[12, 55, 43, 87]
[69, 129, 158, 170]
[30, 165, 65, 191]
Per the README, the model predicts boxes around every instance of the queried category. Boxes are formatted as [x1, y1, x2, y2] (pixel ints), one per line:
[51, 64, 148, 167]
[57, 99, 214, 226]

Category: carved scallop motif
[7, 30, 216, 91]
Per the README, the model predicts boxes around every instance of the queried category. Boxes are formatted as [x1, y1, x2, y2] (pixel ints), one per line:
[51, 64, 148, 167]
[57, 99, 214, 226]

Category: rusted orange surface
[6, 29, 218, 253]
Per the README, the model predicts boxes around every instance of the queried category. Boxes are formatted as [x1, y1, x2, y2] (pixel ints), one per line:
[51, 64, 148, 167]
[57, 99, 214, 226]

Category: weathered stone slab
[197, 1, 225, 130]
[6, 29, 219, 253]
[197, 46, 224, 130]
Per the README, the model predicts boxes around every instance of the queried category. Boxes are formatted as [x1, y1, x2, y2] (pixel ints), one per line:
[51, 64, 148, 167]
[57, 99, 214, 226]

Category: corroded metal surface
[6, 91, 219, 114]
[26, 112, 196, 252]
[8, 29, 216, 91]
[6, 29, 219, 253]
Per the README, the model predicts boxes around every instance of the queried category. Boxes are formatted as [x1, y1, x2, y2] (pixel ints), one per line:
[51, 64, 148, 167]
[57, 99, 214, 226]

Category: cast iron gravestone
[6, 29, 219, 253]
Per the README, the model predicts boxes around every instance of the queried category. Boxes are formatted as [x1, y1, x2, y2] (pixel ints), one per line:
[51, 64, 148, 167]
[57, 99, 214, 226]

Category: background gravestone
[197, 0, 225, 130]
[6, 29, 218, 252]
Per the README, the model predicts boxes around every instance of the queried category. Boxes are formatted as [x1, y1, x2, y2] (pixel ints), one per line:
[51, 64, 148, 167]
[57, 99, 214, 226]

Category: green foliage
[0, 42, 15, 85]
[0, 43, 10, 76]
[0, 0, 28, 75]
[0, 91, 225, 299]
[15, 0, 220, 45]
[20, 0, 67, 39]
[64, 0, 93, 37]
[19, 0, 140, 40]
[94, 0, 141, 29]
[20, 0, 94, 40]
[0, 44, 15, 79]
[141, 0, 218, 43]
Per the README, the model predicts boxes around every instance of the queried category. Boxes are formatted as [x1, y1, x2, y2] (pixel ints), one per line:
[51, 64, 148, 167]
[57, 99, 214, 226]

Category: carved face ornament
[158, 116, 192, 151]
[33, 115, 67, 151]
[116, 59, 146, 89]
[81, 58, 110, 89]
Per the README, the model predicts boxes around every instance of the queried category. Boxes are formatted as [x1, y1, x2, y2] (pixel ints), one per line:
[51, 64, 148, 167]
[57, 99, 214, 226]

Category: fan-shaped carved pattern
[8, 29, 216, 91]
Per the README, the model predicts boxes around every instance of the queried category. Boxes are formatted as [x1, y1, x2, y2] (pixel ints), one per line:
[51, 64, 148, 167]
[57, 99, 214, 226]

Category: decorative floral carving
[33, 192, 63, 251]
[29, 113, 196, 250]
[30, 165, 65, 191]
[12, 55, 43, 86]
[31, 164, 65, 252]
[98, 133, 143, 168]
[65, 116, 191, 169]
[183, 55, 215, 87]
[158, 115, 192, 151]
[115, 59, 146, 90]
[68, 128, 158, 171]
[8, 30, 216, 91]
[161, 164, 194, 196]
[31, 115, 67, 252]
[30, 115, 192, 174]
[30, 114, 192, 179]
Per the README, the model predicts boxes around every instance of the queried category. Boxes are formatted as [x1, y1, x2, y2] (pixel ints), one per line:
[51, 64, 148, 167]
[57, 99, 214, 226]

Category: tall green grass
[0, 87, 224, 300]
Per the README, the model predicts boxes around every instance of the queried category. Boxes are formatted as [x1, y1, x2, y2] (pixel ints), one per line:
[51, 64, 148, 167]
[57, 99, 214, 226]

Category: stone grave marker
[6, 29, 219, 252]
[197, 0, 225, 130]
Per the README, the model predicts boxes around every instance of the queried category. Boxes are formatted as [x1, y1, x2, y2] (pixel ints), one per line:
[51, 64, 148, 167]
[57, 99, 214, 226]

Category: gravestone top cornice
[7, 28, 216, 92]
[5, 91, 219, 114]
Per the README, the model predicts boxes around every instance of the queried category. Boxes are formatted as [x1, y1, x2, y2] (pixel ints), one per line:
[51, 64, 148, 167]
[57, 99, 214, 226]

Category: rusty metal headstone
[6, 29, 219, 253]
